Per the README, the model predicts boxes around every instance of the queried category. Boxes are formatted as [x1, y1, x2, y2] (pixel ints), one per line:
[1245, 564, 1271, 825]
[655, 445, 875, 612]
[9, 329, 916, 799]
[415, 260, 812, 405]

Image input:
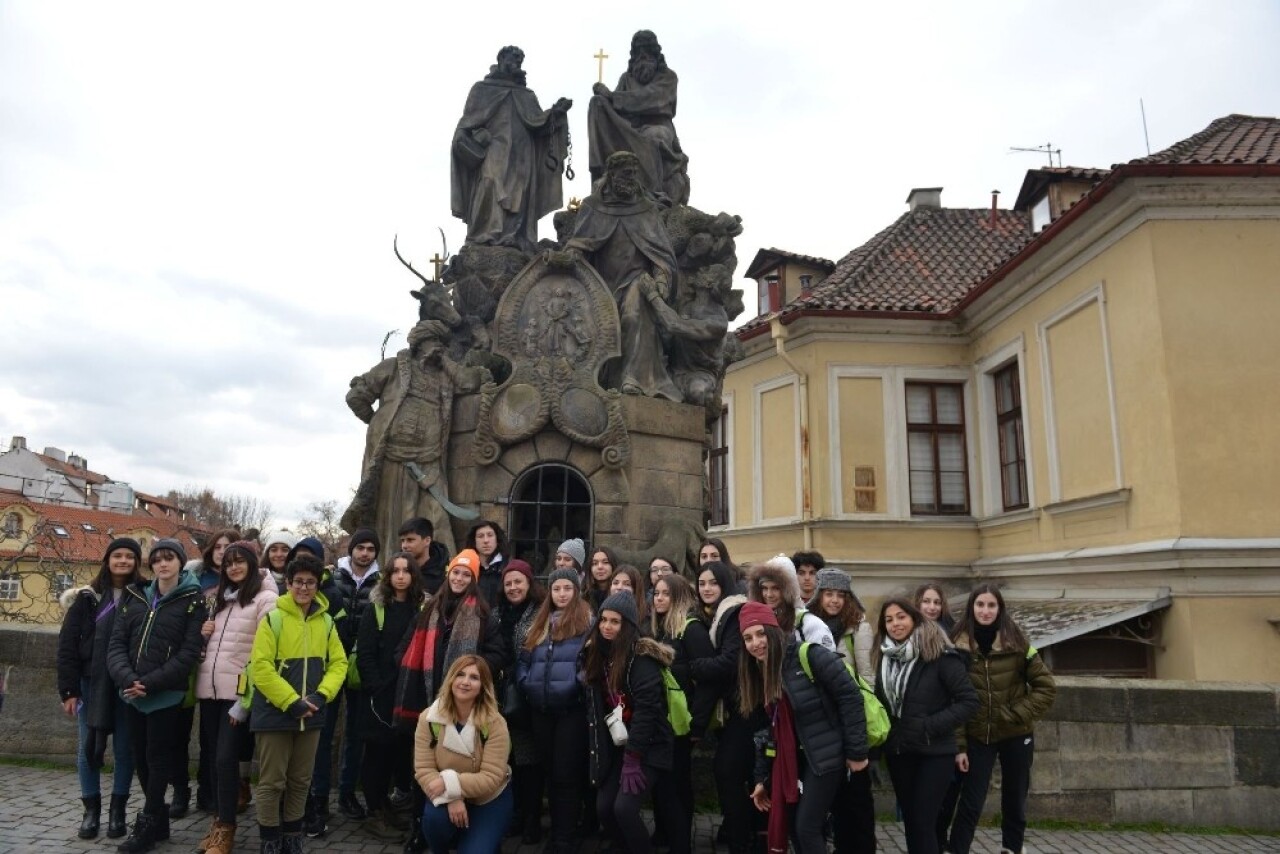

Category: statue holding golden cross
[430, 253, 446, 281]
[594, 48, 609, 84]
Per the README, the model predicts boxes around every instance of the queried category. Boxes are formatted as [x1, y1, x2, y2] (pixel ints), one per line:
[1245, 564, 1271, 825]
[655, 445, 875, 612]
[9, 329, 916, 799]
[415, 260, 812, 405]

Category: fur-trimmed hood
[748, 558, 801, 608]
[60, 585, 98, 610]
[708, 593, 748, 648]
[634, 635, 675, 668]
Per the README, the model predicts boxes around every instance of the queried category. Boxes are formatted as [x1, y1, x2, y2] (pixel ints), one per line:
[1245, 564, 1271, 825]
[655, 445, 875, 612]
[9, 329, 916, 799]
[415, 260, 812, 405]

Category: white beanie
[262, 530, 298, 551]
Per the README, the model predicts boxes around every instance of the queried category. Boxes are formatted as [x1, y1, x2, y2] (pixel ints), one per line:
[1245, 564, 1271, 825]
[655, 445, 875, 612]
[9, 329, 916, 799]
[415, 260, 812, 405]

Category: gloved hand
[306, 693, 328, 714]
[288, 698, 312, 719]
[620, 751, 647, 796]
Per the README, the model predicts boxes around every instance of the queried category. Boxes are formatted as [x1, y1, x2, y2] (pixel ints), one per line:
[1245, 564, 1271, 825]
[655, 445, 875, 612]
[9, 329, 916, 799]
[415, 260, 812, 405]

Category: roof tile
[1131, 113, 1280, 165]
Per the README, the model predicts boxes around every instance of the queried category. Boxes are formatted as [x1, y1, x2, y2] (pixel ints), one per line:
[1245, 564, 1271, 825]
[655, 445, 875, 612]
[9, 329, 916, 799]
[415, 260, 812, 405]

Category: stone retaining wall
[2, 624, 1276, 829]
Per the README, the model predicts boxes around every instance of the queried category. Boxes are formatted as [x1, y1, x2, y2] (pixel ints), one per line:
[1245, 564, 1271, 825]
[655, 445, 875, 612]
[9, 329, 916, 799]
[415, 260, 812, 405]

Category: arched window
[508, 464, 593, 577]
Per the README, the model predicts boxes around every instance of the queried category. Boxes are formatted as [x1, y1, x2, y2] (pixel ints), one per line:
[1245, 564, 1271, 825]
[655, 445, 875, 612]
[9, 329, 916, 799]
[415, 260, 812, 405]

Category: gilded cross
[594, 48, 609, 84]
[430, 253, 445, 280]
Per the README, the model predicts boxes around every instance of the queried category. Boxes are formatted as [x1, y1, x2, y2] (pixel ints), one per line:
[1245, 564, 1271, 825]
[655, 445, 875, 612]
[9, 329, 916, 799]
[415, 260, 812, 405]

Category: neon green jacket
[247, 591, 348, 732]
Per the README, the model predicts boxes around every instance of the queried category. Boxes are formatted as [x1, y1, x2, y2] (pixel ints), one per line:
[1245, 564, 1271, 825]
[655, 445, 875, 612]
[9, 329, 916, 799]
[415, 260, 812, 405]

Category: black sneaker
[337, 792, 367, 820]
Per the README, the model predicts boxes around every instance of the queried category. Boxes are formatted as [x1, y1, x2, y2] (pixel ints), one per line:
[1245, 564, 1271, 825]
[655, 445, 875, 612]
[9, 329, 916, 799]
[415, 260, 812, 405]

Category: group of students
[59, 522, 1055, 854]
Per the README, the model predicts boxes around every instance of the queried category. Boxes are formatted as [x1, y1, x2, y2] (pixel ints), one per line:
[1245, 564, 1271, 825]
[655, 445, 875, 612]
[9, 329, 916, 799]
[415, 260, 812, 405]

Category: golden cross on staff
[594, 47, 609, 84]
[430, 253, 446, 280]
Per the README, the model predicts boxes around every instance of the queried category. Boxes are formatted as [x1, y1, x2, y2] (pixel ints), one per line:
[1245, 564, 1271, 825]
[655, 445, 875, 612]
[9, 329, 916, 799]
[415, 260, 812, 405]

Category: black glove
[288, 698, 312, 719]
[306, 694, 328, 714]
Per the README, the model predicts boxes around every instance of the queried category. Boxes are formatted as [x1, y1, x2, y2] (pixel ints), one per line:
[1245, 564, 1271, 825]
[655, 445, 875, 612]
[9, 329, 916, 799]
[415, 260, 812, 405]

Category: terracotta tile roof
[0, 496, 206, 564]
[744, 247, 837, 280]
[740, 207, 1031, 332]
[1131, 113, 1280, 165]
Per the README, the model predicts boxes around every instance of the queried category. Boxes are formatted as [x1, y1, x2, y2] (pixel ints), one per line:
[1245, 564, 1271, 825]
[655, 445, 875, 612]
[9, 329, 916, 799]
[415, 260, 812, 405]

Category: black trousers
[531, 705, 588, 852]
[712, 716, 758, 854]
[129, 704, 184, 815]
[935, 767, 962, 851]
[198, 699, 249, 823]
[947, 735, 1035, 854]
[597, 760, 660, 854]
[361, 730, 411, 812]
[830, 765, 877, 854]
[652, 735, 692, 854]
[511, 761, 545, 833]
[789, 764, 842, 854]
[886, 753, 955, 854]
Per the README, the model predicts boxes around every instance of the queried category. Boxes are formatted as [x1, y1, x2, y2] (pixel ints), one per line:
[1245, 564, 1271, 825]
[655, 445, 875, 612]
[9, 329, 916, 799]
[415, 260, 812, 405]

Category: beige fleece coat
[414, 699, 511, 806]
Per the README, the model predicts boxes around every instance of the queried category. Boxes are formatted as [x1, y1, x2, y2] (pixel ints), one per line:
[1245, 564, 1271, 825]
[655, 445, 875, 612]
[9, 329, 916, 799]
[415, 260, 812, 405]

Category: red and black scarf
[392, 595, 483, 726]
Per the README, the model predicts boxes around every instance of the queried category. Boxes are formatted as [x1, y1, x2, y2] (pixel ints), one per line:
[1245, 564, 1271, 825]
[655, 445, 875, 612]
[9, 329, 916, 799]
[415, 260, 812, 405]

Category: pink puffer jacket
[196, 584, 279, 701]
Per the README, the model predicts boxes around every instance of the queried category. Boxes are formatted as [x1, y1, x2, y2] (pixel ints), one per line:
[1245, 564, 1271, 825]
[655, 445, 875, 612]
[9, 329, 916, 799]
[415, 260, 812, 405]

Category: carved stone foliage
[474, 253, 630, 469]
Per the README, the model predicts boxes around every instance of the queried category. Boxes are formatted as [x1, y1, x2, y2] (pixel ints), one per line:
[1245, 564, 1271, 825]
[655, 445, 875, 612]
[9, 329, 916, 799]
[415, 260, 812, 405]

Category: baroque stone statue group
[342, 31, 744, 557]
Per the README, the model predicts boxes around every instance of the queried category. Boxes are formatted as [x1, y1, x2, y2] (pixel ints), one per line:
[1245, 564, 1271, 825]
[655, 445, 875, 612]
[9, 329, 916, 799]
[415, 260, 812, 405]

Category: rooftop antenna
[1140, 98, 1151, 156]
[1009, 143, 1062, 168]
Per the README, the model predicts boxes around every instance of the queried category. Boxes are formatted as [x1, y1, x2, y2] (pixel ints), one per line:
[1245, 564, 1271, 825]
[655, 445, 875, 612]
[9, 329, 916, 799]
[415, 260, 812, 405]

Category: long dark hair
[952, 583, 1029, 653]
[422, 569, 489, 624]
[377, 551, 425, 606]
[700, 537, 733, 569]
[872, 597, 950, 669]
[201, 528, 241, 571]
[583, 610, 639, 695]
[213, 543, 265, 614]
[737, 624, 786, 716]
[91, 542, 142, 595]
[589, 546, 620, 590]
[696, 560, 739, 619]
[650, 573, 697, 639]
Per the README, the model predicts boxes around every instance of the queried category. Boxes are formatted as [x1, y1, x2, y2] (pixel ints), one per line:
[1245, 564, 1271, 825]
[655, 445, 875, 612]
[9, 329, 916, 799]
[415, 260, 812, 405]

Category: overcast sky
[2, 1, 1277, 527]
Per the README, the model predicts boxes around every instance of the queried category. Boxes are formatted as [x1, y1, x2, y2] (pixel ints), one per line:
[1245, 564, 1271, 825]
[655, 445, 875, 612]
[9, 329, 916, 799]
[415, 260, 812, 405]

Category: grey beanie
[815, 568, 865, 610]
[599, 590, 639, 627]
[149, 537, 188, 566]
[556, 537, 586, 567]
[547, 567, 581, 591]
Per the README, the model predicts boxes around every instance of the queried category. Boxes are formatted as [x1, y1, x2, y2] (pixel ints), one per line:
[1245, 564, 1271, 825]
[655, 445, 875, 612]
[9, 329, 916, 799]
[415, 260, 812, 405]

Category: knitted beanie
[556, 537, 587, 567]
[815, 568, 851, 594]
[547, 567, 581, 591]
[348, 527, 381, 557]
[448, 548, 482, 579]
[262, 530, 298, 552]
[149, 537, 188, 566]
[599, 590, 639, 627]
[739, 601, 780, 632]
[503, 559, 535, 585]
[103, 537, 143, 564]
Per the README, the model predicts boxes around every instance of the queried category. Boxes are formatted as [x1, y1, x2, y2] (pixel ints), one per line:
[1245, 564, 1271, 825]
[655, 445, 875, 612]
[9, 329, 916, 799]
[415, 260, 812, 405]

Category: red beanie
[503, 559, 535, 585]
[739, 601, 780, 633]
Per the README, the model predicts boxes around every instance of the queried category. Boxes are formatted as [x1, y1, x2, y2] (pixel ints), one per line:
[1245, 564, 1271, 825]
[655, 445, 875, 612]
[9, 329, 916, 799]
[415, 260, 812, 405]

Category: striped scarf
[392, 595, 483, 726]
[879, 634, 919, 719]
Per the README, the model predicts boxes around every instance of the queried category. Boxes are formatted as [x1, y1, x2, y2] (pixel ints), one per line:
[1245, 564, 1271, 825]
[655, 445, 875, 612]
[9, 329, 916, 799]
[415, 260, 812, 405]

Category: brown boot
[237, 779, 253, 814]
[206, 820, 237, 854]
[197, 817, 219, 852]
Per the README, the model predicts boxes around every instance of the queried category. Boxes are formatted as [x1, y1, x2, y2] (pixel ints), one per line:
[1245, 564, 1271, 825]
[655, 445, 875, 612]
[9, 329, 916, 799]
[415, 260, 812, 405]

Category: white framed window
[52, 525, 70, 538]
[0, 577, 19, 602]
[2, 513, 20, 537]
[52, 572, 75, 599]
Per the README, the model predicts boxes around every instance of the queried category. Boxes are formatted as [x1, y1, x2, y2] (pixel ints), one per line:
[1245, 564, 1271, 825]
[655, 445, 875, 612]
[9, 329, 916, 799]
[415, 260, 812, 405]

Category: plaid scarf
[393, 595, 484, 726]
[879, 634, 919, 719]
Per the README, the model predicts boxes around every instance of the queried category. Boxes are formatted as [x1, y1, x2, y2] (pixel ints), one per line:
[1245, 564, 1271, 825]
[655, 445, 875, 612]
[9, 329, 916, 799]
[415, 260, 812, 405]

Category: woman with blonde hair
[415, 654, 511, 854]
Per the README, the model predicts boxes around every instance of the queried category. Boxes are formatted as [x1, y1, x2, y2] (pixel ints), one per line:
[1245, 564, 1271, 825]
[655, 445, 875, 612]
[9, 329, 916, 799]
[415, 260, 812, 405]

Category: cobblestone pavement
[1, 765, 1277, 854]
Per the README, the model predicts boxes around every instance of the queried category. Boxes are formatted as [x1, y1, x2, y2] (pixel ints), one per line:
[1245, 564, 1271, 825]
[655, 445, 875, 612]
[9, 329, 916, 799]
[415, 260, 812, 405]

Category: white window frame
[0, 577, 19, 601]
[974, 336, 1037, 517]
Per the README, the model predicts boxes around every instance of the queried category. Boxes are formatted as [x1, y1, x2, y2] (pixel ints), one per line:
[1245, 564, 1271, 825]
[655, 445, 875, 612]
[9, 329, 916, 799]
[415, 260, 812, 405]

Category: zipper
[984, 656, 993, 743]
[300, 605, 310, 732]
[210, 610, 233, 699]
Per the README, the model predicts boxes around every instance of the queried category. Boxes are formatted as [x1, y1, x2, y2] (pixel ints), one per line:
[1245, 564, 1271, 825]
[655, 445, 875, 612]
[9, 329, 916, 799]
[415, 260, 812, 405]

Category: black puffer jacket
[106, 575, 207, 695]
[754, 640, 868, 782]
[688, 595, 747, 719]
[587, 636, 676, 785]
[420, 541, 451, 597]
[476, 552, 506, 608]
[356, 587, 419, 740]
[875, 648, 978, 757]
[333, 559, 380, 651]
[654, 615, 716, 738]
[56, 587, 102, 701]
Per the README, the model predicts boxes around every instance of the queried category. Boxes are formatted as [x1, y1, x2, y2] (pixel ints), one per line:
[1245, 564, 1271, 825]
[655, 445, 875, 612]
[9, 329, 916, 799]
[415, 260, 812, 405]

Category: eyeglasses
[290, 578, 318, 589]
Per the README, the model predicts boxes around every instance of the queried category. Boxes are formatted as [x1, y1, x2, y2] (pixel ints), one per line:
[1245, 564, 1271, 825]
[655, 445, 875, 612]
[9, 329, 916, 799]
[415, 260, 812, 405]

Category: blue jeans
[423, 784, 513, 854]
[76, 677, 135, 798]
[310, 688, 361, 797]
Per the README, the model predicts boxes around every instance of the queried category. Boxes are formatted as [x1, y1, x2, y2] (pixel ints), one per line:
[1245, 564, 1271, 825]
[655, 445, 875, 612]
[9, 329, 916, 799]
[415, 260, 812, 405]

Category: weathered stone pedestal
[448, 393, 706, 565]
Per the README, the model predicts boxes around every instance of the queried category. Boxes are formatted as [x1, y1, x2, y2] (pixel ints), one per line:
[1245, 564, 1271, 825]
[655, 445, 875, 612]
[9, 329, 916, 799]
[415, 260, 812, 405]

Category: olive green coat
[953, 634, 1055, 749]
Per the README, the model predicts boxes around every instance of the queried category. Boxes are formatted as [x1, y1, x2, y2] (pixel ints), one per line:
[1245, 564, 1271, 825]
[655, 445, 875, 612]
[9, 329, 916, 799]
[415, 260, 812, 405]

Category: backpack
[798, 641, 890, 748]
[344, 603, 385, 690]
[662, 667, 693, 737]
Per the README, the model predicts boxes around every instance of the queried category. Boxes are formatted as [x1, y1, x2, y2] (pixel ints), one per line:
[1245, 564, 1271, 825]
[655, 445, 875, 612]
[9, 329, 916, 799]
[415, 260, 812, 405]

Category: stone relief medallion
[474, 253, 631, 469]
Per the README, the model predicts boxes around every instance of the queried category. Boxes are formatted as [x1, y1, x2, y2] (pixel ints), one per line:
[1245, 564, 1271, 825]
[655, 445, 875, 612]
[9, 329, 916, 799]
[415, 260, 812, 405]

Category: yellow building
[717, 114, 1280, 681]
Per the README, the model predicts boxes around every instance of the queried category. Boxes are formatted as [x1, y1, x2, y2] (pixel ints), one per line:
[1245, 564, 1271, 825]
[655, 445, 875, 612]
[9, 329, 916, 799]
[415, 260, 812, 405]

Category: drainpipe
[769, 317, 813, 549]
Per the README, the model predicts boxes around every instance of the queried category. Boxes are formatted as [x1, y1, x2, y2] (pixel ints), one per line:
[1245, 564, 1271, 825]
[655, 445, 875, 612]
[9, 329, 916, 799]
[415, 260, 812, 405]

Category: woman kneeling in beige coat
[414, 655, 512, 854]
